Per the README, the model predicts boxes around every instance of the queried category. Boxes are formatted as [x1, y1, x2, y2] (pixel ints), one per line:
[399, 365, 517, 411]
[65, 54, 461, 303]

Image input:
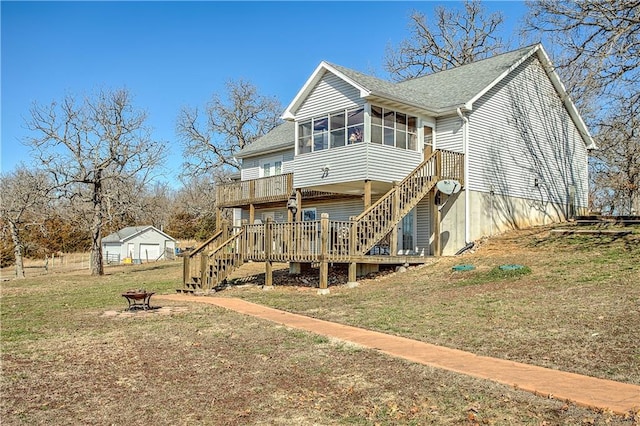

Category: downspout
[456, 107, 470, 244]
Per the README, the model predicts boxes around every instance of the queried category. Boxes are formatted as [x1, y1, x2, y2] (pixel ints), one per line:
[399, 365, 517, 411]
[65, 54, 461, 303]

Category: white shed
[102, 226, 176, 263]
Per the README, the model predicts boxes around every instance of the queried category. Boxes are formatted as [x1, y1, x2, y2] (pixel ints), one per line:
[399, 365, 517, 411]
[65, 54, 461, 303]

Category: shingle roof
[327, 45, 536, 112]
[236, 121, 295, 158]
[102, 226, 175, 243]
[395, 45, 536, 110]
[237, 44, 593, 157]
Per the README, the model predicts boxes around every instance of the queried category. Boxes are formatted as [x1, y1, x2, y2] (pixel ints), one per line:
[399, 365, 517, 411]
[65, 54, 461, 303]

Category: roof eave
[364, 92, 440, 117]
[465, 44, 541, 110]
[236, 145, 294, 159]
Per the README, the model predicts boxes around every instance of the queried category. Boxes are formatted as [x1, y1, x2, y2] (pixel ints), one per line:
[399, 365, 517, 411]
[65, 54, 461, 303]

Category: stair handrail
[351, 150, 464, 255]
[206, 228, 245, 259]
[187, 229, 224, 258]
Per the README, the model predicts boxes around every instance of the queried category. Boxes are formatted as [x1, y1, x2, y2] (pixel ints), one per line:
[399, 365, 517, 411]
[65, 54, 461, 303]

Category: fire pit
[121, 289, 155, 311]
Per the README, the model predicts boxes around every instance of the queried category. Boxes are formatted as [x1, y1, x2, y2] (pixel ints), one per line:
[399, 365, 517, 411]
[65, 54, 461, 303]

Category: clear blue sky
[1, 1, 529, 185]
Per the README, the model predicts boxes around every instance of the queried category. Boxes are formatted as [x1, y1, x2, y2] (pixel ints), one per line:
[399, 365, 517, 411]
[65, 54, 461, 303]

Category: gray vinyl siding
[435, 115, 464, 153]
[468, 56, 589, 208]
[294, 143, 422, 189]
[415, 197, 431, 254]
[294, 144, 368, 188]
[302, 199, 365, 221]
[296, 72, 364, 120]
[241, 207, 289, 223]
[367, 143, 423, 182]
[241, 149, 295, 181]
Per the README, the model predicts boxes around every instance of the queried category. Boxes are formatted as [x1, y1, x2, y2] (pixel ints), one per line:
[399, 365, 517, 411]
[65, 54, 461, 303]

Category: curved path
[156, 294, 640, 415]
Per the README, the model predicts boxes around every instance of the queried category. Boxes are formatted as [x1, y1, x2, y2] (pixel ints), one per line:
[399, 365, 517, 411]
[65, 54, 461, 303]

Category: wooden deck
[215, 173, 337, 208]
[183, 150, 464, 293]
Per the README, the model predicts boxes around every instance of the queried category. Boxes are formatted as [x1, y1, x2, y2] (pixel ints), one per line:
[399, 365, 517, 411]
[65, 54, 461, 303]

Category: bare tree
[590, 93, 640, 214]
[526, 1, 640, 213]
[25, 88, 167, 275]
[385, 0, 505, 81]
[0, 167, 49, 278]
[177, 79, 282, 179]
[526, 1, 639, 94]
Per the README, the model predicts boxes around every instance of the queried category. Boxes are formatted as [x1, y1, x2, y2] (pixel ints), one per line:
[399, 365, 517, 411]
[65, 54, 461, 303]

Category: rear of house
[185, 44, 593, 292]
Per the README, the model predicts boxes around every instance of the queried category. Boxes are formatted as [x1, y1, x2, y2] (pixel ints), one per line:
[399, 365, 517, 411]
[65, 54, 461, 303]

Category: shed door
[139, 244, 161, 261]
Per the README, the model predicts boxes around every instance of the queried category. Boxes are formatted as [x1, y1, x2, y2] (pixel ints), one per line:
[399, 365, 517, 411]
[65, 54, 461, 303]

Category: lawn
[2, 225, 639, 425]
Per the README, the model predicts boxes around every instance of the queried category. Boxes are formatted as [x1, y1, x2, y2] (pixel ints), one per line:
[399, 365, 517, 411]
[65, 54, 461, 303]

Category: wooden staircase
[180, 227, 244, 293]
[353, 150, 463, 255]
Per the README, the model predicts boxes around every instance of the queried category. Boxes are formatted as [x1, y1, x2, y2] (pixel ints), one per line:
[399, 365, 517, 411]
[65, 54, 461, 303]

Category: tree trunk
[90, 177, 104, 276]
[9, 221, 25, 279]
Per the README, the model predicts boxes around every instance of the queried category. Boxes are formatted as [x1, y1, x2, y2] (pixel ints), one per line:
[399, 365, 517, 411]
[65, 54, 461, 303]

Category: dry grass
[231, 225, 640, 388]
[2, 225, 640, 425]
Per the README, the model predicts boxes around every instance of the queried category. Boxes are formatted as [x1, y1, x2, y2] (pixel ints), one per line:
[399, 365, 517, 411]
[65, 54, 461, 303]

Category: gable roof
[247, 44, 594, 157]
[102, 226, 175, 243]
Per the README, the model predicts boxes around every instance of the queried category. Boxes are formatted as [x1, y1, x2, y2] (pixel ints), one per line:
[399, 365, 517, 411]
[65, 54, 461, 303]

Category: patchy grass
[2, 227, 640, 424]
[229, 225, 640, 389]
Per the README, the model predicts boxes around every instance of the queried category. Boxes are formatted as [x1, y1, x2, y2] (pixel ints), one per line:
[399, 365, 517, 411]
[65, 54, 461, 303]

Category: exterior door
[424, 126, 433, 160]
[397, 209, 416, 254]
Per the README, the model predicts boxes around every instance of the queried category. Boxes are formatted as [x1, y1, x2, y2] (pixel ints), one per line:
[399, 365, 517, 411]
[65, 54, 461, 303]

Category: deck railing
[216, 173, 294, 207]
[216, 173, 338, 207]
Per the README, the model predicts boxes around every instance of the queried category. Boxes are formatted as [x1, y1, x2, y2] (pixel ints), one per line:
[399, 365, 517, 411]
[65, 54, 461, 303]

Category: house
[182, 43, 594, 293]
[102, 226, 176, 263]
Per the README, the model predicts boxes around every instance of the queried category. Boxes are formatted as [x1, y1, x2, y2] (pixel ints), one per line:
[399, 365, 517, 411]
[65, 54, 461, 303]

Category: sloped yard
[2, 224, 639, 424]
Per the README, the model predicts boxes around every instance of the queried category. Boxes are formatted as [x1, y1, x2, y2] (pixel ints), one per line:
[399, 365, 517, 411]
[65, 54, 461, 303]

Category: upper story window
[371, 106, 418, 150]
[260, 160, 282, 177]
[298, 107, 364, 154]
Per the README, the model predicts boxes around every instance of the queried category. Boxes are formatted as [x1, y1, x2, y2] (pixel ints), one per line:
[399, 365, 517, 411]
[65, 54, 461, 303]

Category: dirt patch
[101, 306, 190, 318]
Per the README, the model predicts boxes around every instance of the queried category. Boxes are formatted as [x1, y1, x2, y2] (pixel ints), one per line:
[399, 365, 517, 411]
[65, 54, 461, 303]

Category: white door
[139, 244, 161, 261]
[127, 243, 135, 259]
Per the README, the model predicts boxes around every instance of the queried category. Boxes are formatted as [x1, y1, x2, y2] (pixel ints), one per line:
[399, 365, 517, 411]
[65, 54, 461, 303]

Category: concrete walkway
[156, 294, 640, 415]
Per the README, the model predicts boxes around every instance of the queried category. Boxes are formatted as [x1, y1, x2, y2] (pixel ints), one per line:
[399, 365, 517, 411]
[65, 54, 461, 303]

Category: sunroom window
[371, 106, 418, 150]
[298, 107, 364, 154]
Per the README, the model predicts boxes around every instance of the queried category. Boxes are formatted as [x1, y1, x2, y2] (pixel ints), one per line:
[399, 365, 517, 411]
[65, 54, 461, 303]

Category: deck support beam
[264, 217, 273, 288]
[249, 204, 255, 224]
[318, 213, 330, 294]
[364, 180, 372, 209]
[347, 262, 358, 287]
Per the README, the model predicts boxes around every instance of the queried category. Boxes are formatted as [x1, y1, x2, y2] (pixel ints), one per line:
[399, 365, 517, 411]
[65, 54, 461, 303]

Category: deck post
[390, 182, 400, 254]
[215, 208, 222, 230]
[249, 204, 255, 224]
[318, 213, 330, 294]
[295, 189, 302, 222]
[264, 217, 273, 288]
[182, 255, 190, 289]
[364, 180, 372, 209]
[200, 253, 208, 291]
[221, 219, 229, 241]
[347, 216, 358, 287]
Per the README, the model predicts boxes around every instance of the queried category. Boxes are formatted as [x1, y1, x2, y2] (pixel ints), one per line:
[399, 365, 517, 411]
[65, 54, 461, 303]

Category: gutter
[457, 107, 471, 244]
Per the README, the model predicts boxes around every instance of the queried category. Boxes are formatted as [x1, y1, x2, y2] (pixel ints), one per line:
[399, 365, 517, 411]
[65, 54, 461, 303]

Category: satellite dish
[436, 180, 461, 195]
